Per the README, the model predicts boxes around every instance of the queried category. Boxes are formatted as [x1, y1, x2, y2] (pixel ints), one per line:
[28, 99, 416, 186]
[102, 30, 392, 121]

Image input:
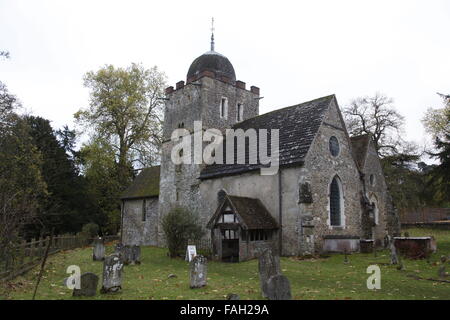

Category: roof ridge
[235, 94, 335, 127]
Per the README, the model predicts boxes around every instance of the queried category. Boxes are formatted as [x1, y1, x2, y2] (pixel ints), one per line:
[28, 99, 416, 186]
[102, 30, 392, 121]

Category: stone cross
[92, 237, 105, 261]
[189, 255, 207, 288]
[100, 254, 123, 293]
[73, 272, 99, 297]
[258, 248, 281, 298]
[265, 274, 292, 300]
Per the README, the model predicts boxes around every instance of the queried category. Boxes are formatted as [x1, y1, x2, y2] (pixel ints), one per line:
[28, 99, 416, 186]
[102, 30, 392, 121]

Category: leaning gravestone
[93, 237, 105, 261]
[100, 254, 123, 293]
[123, 245, 134, 265]
[390, 241, 399, 265]
[258, 248, 281, 298]
[189, 255, 207, 288]
[73, 272, 99, 297]
[131, 245, 141, 265]
[266, 274, 292, 300]
[438, 255, 447, 279]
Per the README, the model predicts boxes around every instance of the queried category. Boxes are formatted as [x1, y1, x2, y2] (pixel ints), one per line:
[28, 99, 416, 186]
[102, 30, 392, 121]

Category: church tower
[157, 27, 260, 244]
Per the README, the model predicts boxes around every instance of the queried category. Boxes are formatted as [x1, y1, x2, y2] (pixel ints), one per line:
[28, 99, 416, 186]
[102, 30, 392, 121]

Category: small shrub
[80, 223, 99, 239]
[162, 207, 205, 258]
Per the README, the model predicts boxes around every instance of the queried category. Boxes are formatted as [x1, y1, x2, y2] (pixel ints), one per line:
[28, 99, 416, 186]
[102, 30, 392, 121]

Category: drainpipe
[278, 169, 283, 255]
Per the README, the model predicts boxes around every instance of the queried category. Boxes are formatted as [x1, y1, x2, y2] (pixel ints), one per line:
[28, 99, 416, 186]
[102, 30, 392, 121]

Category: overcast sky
[1, 0, 449, 151]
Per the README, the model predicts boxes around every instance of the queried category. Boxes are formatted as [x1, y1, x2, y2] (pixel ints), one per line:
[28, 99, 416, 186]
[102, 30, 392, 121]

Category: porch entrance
[221, 229, 239, 262]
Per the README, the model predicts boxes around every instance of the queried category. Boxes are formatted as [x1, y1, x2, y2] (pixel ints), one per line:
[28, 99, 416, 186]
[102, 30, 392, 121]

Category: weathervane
[210, 17, 215, 51]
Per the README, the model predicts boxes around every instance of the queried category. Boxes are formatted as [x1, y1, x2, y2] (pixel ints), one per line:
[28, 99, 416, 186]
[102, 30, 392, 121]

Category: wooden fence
[186, 238, 213, 254]
[0, 234, 119, 282]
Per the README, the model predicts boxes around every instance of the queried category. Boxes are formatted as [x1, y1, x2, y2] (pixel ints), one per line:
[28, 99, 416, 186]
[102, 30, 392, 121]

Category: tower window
[236, 103, 244, 122]
[220, 97, 228, 119]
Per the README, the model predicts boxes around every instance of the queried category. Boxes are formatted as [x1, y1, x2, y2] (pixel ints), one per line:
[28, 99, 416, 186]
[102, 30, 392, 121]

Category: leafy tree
[161, 207, 205, 258]
[75, 63, 166, 187]
[381, 154, 426, 209]
[0, 83, 46, 258]
[422, 93, 450, 142]
[24, 116, 99, 237]
[426, 94, 450, 205]
[79, 137, 122, 234]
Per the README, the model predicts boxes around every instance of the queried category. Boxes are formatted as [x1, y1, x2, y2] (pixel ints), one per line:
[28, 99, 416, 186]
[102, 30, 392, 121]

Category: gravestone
[189, 255, 207, 288]
[73, 272, 99, 297]
[265, 274, 292, 300]
[93, 237, 105, 261]
[100, 254, 123, 293]
[438, 255, 447, 279]
[258, 248, 281, 298]
[383, 235, 391, 248]
[390, 241, 399, 265]
[114, 243, 123, 255]
[117, 245, 132, 265]
[131, 245, 141, 264]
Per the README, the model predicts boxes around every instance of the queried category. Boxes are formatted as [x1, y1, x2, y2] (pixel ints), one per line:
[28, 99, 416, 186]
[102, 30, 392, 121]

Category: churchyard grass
[1, 227, 449, 300]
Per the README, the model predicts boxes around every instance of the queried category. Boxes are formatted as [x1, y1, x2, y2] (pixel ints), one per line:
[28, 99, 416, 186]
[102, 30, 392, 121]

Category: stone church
[120, 36, 400, 261]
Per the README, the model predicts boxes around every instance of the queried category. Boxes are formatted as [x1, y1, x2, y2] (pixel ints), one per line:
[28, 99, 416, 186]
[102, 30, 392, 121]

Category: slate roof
[350, 134, 371, 169]
[200, 95, 335, 179]
[120, 166, 160, 200]
[207, 195, 279, 230]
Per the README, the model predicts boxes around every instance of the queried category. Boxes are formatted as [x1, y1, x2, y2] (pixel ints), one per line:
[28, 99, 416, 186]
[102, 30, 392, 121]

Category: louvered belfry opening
[330, 177, 341, 226]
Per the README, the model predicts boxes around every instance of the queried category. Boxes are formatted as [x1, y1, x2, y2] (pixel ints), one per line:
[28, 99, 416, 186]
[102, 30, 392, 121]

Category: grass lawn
[1, 227, 449, 300]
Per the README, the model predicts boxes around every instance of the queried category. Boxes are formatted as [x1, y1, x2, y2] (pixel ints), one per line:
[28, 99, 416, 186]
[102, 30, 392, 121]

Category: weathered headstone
[390, 241, 399, 265]
[73, 272, 99, 297]
[189, 255, 207, 288]
[100, 254, 123, 293]
[258, 248, 281, 298]
[92, 237, 105, 261]
[265, 274, 292, 300]
[438, 255, 447, 279]
[114, 243, 123, 255]
[117, 245, 132, 265]
[131, 245, 141, 264]
[384, 235, 391, 248]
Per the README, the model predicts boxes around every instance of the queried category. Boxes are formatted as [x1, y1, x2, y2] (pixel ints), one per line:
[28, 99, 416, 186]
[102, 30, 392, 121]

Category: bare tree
[344, 92, 410, 157]
[0, 51, 9, 59]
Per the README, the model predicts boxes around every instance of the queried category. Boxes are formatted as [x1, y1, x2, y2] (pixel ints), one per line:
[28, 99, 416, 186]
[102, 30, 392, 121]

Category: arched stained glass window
[330, 176, 342, 226]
